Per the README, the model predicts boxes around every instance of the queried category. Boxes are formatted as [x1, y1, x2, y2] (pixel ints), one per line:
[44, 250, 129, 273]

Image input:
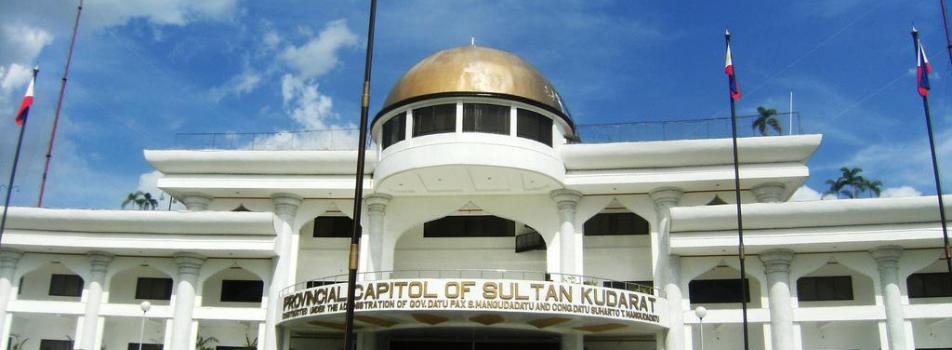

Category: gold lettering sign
[280, 279, 664, 326]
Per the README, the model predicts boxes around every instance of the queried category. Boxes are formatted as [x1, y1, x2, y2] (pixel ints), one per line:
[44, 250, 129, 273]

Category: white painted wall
[110, 266, 174, 306]
[19, 263, 84, 302]
[799, 321, 879, 350]
[201, 268, 264, 308]
[583, 235, 652, 282]
[8, 314, 76, 350]
[392, 223, 546, 274]
[102, 316, 167, 350]
[197, 320, 260, 348]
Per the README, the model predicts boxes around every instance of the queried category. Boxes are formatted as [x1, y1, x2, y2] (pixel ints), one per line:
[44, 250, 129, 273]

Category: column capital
[550, 189, 582, 209]
[759, 249, 794, 273]
[870, 245, 903, 269]
[0, 250, 22, 271]
[271, 193, 302, 217]
[181, 193, 213, 211]
[752, 182, 787, 203]
[174, 253, 206, 276]
[366, 193, 392, 213]
[87, 251, 113, 274]
[649, 187, 683, 209]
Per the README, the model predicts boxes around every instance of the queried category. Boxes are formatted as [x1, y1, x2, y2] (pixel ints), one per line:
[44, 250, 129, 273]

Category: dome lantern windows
[463, 103, 510, 135]
[381, 112, 406, 149]
[412, 104, 456, 137]
[517, 108, 553, 146]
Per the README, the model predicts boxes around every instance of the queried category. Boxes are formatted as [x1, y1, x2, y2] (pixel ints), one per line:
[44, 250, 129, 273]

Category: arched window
[584, 212, 649, 236]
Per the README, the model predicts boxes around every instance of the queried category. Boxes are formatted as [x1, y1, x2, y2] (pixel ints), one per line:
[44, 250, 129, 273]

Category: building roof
[374, 45, 574, 132]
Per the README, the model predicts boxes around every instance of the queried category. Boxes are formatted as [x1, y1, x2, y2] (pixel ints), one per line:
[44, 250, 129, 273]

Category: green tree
[196, 335, 219, 350]
[825, 167, 883, 198]
[752, 106, 782, 136]
[122, 191, 159, 210]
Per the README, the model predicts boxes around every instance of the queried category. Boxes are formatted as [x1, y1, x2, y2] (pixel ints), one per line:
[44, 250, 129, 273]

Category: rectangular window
[412, 104, 456, 137]
[584, 212, 649, 236]
[516, 109, 553, 146]
[127, 343, 163, 350]
[48, 274, 83, 297]
[463, 103, 510, 135]
[603, 281, 655, 295]
[306, 280, 344, 289]
[514, 231, 546, 252]
[797, 276, 854, 301]
[381, 112, 406, 149]
[313, 216, 354, 238]
[908, 272, 952, 298]
[39, 340, 73, 350]
[424, 216, 515, 238]
[220, 280, 264, 303]
[689, 279, 751, 303]
[135, 277, 173, 300]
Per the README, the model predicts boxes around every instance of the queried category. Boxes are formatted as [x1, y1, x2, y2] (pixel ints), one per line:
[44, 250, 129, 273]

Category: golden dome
[375, 46, 573, 130]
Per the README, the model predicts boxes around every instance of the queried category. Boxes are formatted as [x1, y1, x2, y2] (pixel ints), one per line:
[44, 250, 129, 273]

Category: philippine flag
[15, 74, 35, 127]
[726, 42, 741, 100]
[917, 39, 933, 97]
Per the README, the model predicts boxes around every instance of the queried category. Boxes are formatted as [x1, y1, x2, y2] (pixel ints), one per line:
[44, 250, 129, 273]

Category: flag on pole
[14, 74, 36, 126]
[917, 36, 933, 97]
[725, 39, 742, 100]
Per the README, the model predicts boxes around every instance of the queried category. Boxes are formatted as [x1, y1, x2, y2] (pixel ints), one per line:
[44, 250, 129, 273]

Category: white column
[181, 193, 213, 211]
[751, 182, 786, 203]
[0, 250, 21, 348]
[650, 187, 683, 350]
[78, 252, 112, 350]
[265, 193, 301, 350]
[550, 189, 582, 277]
[871, 246, 906, 350]
[759, 249, 795, 350]
[170, 253, 205, 350]
[361, 194, 391, 280]
[561, 333, 583, 350]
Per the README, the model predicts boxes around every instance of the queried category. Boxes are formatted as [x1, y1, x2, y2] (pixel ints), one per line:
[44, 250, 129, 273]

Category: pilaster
[550, 189, 582, 278]
[871, 245, 905, 350]
[759, 249, 795, 350]
[170, 253, 205, 350]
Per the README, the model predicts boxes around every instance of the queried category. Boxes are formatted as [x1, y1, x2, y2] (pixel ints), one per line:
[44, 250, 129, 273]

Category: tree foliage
[825, 167, 883, 198]
[752, 106, 783, 136]
[122, 191, 159, 210]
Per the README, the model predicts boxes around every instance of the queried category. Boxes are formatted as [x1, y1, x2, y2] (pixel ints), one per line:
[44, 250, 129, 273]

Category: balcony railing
[280, 269, 660, 297]
[169, 113, 802, 150]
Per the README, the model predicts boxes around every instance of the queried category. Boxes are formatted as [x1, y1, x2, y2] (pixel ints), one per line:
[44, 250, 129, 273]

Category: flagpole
[913, 28, 952, 274]
[37, 0, 83, 207]
[343, 0, 377, 349]
[940, 0, 952, 69]
[725, 29, 751, 350]
[1, 67, 39, 247]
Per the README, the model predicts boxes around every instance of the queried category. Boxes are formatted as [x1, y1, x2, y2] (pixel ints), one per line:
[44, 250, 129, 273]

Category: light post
[138, 301, 151, 350]
[694, 306, 707, 350]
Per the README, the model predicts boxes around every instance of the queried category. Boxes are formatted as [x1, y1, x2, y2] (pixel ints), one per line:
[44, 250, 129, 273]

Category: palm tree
[825, 167, 883, 198]
[122, 191, 159, 210]
[752, 106, 782, 136]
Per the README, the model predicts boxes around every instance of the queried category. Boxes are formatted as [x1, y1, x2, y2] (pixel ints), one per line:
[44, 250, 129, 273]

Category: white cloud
[790, 185, 839, 201]
[280, 19, 358, 78]
[209, 69, 262, 101]
[280, 74, 335, 130]
[881, 186, 923, 198]
[0, 24, 52, 96]
[263, 30, 282, 49]
[133, 170, 184, 210]
[81, 0, 239, 30]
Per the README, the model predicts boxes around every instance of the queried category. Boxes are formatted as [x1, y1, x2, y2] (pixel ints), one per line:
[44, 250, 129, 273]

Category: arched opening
[201, 267, 264, 308]
[393, 203, 546, 277]
[297, 207, 353, 284]
[688, 264, 763, 309]
[9, 314, 77, 349]
[582, 201, 652, 285]
[906, 258, 952, 304]
[796, 261, 874, 307]
[18, 262, 84, 302]
[109, 265, 174, 305]
[196, 320, 262, 350]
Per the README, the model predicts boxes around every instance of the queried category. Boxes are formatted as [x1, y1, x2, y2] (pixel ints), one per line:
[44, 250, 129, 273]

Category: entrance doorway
[388, 328, 559, 350]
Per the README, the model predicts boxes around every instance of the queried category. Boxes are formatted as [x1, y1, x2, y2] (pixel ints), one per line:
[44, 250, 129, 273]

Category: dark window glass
[127, 344, 163, 350]
[515, 230, 546, 252]
[908, 272, 952, 298]
[382, 112, 406, 149]
[603, 281, 655, 295]
[584, 213, 649, 236]
[306, 280, 344, 289]
[463, 103, 510, 135]
[48, 274, 83, 297]
[313, 216, 354, 238]
[412, 104, 456, 137]
[516, 109, 553, 146]
[424, 216, 515, 238]
[39, 340, 73, 350]
[217, 347, 255, 350]
[135, 277, 173, 300]
[689, 279, 751, 303]
[220, 280, 264, 302]
[797, 276, 854, 301]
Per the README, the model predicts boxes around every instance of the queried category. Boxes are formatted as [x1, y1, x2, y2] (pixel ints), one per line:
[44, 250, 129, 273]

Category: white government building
[1, 45, 951, 350]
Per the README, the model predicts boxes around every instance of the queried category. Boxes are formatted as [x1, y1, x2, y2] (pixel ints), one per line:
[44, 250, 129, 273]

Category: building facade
[1, 46, 951, 350]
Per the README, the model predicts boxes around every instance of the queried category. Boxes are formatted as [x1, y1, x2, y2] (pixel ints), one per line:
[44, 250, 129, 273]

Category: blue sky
[0, 0, 950, 209]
